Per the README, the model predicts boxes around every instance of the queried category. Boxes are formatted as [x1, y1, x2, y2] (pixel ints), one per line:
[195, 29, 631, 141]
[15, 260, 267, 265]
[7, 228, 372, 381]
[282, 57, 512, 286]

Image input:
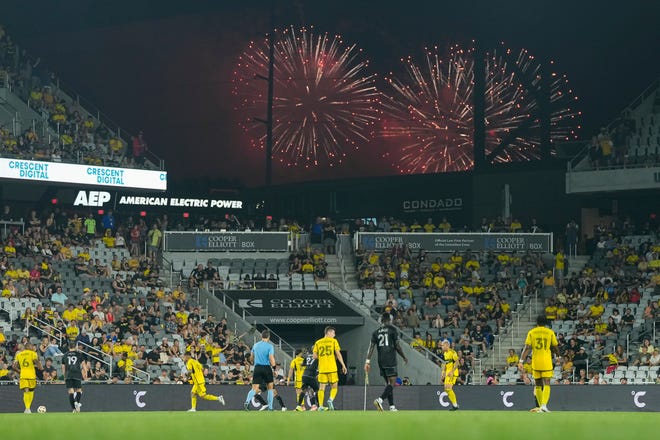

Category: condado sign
[356, 232, 553, 252]
[218, 290, 364, 325]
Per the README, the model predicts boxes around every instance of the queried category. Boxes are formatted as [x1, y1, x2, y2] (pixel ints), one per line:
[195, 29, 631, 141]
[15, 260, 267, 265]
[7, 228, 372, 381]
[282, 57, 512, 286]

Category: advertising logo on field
[134, 390, 147, 408]
[437, 390, 450, 407]
[501, 390, 515, 408]
[239, 299, 264, 309]
[632, 391, 646, 408]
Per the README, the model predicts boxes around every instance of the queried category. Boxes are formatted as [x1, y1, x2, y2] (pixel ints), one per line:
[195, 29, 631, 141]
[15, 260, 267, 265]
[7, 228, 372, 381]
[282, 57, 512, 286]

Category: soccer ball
[37, 406, 47, 413]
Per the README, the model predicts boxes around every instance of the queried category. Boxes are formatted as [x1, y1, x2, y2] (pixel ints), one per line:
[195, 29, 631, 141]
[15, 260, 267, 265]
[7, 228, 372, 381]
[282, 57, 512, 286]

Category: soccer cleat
[281, 407, 287, 412]
[327, 399, 335, 411]
[529, 407, 541, 413]
[74, 402, 82, 413]
[317, 406, 328, 411]
[295, 405, 306, 411]
[243, 402, 250, 411]
[24, 409, 31, 414]
[389, 405, 398, 411]
[72, 409, 77, 413]
[309, 405, 318, 411]
[259, 405, 268, 411]
[187, 408, 196, 412]
[374, 397, 384, 411]
[218, 395, 225, 406]
[540, 405, 551, 413]
[449, 405, 459, 411]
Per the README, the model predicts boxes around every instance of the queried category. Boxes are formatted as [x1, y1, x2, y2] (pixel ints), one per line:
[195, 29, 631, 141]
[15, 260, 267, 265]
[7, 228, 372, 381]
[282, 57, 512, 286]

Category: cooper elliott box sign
[218, 290, 364, 325]
[356, 232, 553, 252]
[164, 231, 289, 252]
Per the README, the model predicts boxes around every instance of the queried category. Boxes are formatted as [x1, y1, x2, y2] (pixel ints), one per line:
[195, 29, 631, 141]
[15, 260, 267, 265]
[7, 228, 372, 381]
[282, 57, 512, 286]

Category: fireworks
[382, 43, 581, 174]
[233, 26, 381, 168]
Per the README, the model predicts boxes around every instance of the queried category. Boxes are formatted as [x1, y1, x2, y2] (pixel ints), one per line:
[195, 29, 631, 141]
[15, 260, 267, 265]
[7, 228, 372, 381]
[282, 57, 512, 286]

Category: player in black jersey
[365, 312, 408, 411]
[295, 349, 320, 411]
[62, 342, 88, 413]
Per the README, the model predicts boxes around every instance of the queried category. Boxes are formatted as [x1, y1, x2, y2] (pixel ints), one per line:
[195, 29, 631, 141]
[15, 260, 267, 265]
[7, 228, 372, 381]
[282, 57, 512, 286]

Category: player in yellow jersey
[313, 326, 347, 411]
[286, 348, 306, 410]
[519, 315, 559, 413]
[182, 352, 225, 411]
[440, 339, 459, 411]
[13, 343, 42, 413]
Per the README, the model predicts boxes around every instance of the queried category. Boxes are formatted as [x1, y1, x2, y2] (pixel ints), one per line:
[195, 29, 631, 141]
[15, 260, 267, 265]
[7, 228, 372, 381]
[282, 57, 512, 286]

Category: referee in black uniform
[63, 342, 88, 413]
[364, 312, 408, 411]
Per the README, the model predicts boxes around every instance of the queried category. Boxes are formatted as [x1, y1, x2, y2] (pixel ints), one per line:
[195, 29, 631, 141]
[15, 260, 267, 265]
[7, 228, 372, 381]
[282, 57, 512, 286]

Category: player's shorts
[253, 365, 274, 386]
[444, 374, 458, 386]
[65, 378, 82, 389]
[532, 370, 553, 380]
[317, 372, 338, 384]
[294, 379, 302, 389]
[192, 383, 207, 396]
[301, 376, 319, 392]
[379, 366, 398, 379]
[19, 379, 36, 390]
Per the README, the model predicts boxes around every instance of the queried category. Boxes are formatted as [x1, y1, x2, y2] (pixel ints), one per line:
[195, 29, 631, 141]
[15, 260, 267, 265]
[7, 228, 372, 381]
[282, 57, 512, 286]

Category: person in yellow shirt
[438, 217, 451, 233]
[423, 218, 435, 233]
[506, 349, 520, 366]
[440, 339, 459, 410]
[13, 343, 43, 413]
[313, 326, 347, 411]
[409, 220, 422, 232]
[286, 348, 306, 409]
[182, 352, 225, 411]
[510, 219, 522, 232]
[518, 315, 559, 413]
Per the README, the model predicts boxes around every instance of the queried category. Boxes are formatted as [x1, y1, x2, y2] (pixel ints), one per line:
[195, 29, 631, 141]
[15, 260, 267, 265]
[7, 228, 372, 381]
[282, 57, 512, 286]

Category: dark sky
[3, 0, 659, 186]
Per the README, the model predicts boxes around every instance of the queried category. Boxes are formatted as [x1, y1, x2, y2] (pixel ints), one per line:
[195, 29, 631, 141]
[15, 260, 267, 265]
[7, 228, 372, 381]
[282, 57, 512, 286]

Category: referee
[244, 330, 276, 411]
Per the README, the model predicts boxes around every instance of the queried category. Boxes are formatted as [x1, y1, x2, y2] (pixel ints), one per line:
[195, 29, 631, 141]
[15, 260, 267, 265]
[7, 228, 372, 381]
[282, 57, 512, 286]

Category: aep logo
[134, 390, 147, 408]
[239, 299, 263, 309]
[632, 391, 646, 408]
[501, 391, 515, 408]
[73, 190, 111, 207]
[437, 390, 450, 407]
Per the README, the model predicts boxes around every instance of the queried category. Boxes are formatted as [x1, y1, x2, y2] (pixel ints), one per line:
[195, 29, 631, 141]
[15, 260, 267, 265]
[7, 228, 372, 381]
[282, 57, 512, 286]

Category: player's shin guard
[201, 393, 218, 401]
[329, 387, 338, 401]
[75, 391, 82, 403]
[69, 393, 76, 409]
[446, 389, 457, 407]
[267, 389, 274, 410]
[318, 389, 325, 407]
[534, 386, 543, 407]
[24, 391, 34, 410]
[542, 385, 551, 406]
[382, 384, 393, 405]
[191, 394, 197, 410]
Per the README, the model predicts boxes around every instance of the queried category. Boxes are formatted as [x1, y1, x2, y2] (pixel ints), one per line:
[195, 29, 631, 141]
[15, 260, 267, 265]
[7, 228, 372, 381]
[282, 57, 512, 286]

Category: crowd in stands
[0, 206, 259, 385]
[348, 215, 544, 235]
[0, 25, 154, 169]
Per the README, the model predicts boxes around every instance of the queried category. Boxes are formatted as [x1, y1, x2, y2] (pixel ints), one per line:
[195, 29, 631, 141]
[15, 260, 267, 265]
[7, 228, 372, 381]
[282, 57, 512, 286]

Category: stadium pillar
[540, 57, 551, 161]
[473, 41, 486, 171]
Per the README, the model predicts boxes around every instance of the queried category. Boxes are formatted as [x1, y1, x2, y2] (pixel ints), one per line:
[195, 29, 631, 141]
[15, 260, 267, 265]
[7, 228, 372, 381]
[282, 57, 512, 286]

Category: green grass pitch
[5, 410, 656, 440]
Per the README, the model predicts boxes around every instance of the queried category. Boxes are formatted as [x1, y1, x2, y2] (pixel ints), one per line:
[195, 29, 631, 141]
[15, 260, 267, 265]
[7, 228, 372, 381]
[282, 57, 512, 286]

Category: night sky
[3, 0, 659, 186]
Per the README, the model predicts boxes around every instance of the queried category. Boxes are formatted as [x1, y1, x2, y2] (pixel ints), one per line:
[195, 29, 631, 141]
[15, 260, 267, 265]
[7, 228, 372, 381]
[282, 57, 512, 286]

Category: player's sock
[298, 391, 305, 406]
[534, 386, 543, 408]
[191, 394, 197, 410]
[329, 387, 338, 401]
[276, 395, 285, 409]
[255, 394, 267, 406]
[24, 391, 34, 410]
[202, 393, 218, 401]
[446, 389, 457, 407]
[75, 391, 82, 403]
[69, 393, 76, 409]
[245, 389, 256, 404]
[541, 385, 551, 406]
[318, 389, 325, 407]
[267, 390, 274, 410]
[381, 384, 392, 400]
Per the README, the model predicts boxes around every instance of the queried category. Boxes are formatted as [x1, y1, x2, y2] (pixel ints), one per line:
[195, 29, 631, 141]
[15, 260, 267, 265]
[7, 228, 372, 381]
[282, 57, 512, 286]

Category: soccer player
[244, 329, 276, 411]
[13, 343, 42, 413]
[440, 339, 459, 411]
[365, 312, 408, 411]
[182, 352, 225, 411]
[63, 342, 88, 413]
[313, 326, 347, 411]
[296, 348, 319, 411]
[519, 314, 559, 413]
[286, 348, 305, 405]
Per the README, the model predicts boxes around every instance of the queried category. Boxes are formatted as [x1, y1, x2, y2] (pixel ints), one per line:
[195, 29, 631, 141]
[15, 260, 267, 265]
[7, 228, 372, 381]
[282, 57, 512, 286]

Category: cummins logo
[632, 391, 646, 408]
[501, 391, 514, 408]
[437, 390, 450, 407]
[239, 299, 263, 308]
[134, 390, 147, 408]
